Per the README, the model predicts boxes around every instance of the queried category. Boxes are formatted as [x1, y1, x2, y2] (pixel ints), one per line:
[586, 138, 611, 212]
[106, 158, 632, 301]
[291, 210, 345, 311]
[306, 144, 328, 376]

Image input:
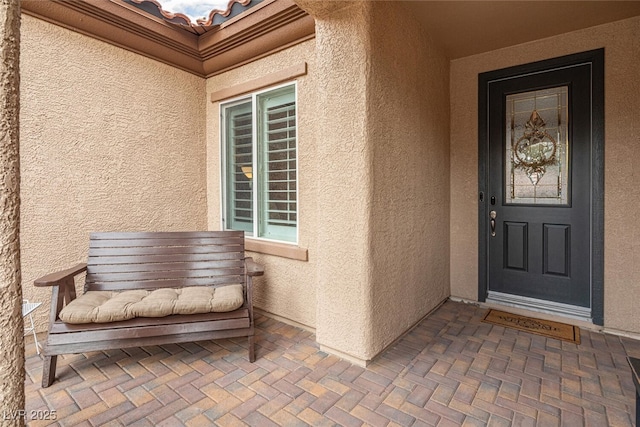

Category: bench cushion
[59, 285, 245, 324]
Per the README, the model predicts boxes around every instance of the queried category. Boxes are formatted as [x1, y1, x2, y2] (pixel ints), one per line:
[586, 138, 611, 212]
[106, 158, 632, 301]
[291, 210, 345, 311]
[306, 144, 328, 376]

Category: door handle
[490, 210, 497, 237]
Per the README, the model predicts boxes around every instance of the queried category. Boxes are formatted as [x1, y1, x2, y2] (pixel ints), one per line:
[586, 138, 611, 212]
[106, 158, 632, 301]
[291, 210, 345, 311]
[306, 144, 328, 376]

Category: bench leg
[248, 335, 255, 362]
[636, 387, 639, 427]
[42, 355, 57, 388]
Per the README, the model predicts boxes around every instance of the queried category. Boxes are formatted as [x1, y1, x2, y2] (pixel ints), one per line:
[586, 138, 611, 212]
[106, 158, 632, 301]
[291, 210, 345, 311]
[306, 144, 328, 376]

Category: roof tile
[125, 0, 257, 33]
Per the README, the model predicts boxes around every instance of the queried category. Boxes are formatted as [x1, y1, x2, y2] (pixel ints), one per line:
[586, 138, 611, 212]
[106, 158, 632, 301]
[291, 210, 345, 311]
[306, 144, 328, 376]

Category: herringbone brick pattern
[24, 300, 640, 426]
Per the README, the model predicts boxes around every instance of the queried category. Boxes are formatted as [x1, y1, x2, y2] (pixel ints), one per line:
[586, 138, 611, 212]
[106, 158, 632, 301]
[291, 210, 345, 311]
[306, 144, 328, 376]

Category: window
[222, 84, 297, 243]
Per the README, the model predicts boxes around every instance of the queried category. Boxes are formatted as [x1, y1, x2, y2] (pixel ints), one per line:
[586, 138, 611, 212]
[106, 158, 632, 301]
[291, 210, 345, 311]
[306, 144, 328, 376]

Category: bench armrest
[34, 263, 87, 287]
[245, 258, 264, 277]
[35, 263, 86, 326]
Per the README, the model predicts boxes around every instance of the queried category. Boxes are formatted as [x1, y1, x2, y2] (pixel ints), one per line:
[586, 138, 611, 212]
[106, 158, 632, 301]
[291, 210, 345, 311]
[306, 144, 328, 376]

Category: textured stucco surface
[20, 15, 207, 333]
[450, 17, 640, 334]
[291, 0, 450, 361]
[206, 40, 318, 329]
[367, 3, 450, 357]
[304, 1, 373, 360]
[1, 0, 25, 416]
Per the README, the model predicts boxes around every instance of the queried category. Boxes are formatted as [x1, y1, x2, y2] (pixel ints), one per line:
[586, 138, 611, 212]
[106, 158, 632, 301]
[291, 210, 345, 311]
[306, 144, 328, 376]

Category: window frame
[220, 81, 299, 245]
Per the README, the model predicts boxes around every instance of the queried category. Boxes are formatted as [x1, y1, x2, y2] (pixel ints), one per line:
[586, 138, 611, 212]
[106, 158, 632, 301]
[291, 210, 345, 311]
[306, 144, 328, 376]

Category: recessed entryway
[478, 49, 604, 325]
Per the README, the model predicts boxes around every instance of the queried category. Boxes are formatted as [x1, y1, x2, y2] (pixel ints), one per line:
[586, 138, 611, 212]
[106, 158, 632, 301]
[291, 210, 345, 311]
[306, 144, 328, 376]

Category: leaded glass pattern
[505, 86, 569, 205]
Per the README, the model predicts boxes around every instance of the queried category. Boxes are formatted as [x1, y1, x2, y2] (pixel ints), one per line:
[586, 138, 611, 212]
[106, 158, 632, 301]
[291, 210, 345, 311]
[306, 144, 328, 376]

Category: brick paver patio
[24, 300, 640, 426]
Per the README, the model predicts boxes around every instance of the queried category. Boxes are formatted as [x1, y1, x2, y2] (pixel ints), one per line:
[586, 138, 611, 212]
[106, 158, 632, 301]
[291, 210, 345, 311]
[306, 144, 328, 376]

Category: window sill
[245, 238, 308, 261]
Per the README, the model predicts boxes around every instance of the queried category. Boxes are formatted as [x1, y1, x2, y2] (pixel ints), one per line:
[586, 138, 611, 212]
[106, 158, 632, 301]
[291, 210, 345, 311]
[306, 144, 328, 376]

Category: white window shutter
[258, 87, 297, 242]
[225, 101, 253, 233]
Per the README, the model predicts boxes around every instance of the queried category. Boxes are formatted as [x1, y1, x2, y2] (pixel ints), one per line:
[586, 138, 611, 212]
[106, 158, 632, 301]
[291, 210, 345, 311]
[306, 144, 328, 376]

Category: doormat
[482, 309, 580, 344]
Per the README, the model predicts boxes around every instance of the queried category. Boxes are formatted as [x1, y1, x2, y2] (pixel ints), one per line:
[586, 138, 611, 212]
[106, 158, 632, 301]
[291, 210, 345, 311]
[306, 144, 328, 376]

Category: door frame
[478, 49, 604, 325]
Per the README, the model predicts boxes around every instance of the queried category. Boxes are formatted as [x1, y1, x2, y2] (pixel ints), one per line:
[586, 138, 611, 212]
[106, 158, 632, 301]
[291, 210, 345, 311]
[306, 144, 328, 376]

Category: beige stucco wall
[290, 0, 450, 362]
[367, 3, 450, 356]
[306, 1, 374, 361]
[450, 16, 640, 334]
[1, 0, 25, 413]
[206, 40, 318, 329]
[20, 15, 207, 333]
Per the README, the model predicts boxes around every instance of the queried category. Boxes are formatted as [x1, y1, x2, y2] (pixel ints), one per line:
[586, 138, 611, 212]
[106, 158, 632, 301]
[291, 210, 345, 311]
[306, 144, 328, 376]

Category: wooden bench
[34, 231, 263, 388]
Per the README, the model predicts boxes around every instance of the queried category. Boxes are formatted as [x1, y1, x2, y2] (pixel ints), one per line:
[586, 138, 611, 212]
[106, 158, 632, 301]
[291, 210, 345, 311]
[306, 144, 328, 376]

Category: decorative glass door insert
[505, 86, 569, 205]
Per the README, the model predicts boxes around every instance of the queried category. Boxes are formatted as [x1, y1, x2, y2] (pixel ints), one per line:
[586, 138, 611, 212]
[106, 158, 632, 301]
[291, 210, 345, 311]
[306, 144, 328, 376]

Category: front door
[479, 50, 604, 325]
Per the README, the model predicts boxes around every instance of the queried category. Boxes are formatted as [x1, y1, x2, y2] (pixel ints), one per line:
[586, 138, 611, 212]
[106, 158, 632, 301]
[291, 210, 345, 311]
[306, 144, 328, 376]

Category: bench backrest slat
[88, 245, 243, 257]
[85, 231, 246, 292]
[87, 276, 246, 291]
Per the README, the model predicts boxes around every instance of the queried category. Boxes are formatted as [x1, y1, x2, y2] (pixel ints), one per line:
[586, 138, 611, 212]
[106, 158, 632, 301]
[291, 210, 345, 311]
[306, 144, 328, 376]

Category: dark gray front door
[479, 50, 604, 324]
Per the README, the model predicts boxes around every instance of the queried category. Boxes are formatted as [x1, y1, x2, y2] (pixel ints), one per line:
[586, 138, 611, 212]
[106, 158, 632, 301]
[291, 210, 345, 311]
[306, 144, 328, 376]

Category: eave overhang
[22, 0, 315, 78]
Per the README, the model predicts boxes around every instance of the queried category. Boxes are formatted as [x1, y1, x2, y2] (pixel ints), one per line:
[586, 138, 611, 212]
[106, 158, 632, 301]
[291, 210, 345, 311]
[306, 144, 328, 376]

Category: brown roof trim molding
[200, 1, 313, 77]
[22, 0, 203, 74]
[22, 0, 315, 78]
